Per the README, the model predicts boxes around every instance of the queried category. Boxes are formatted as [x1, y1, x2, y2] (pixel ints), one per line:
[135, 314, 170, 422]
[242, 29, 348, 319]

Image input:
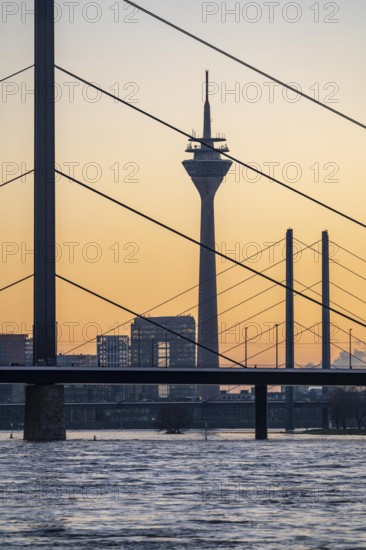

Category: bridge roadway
[0, 367, 366, 386]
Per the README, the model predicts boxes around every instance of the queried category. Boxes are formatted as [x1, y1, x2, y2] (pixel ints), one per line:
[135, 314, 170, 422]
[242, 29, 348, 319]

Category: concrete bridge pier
[24, 385, 66, 441]
[255, 385, 268, 440]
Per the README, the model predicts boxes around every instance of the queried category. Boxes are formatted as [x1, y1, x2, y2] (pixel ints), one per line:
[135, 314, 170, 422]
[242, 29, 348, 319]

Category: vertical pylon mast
[34, 0, 56, 365]
[285, 228, 294, 431]
[321, 230, 330, 428]
[322, 231, 331, 369]
[183, 72, 232, 399]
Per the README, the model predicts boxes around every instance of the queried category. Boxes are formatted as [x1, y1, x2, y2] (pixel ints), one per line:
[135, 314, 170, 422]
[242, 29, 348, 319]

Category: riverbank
[300, 428, 366, 435]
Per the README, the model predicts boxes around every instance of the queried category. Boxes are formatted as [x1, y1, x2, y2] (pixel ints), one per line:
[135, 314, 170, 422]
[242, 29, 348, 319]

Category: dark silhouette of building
[130, 316, 196, 400]
[97, 335, 129, 368]
[0, 334, 28, 403]
[183, 71, 232, 400]
[57, 354, 98, 367]
[96, 336, 130, 402]
[0, 334, 27, 365]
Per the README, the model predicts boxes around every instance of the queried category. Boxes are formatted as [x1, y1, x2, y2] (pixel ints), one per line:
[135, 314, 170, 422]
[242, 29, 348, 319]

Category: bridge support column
[285, 386, 294, 431]
[285, 229, 295, 431]
[24, 0, 65, 441]
[321, 231, 330, 429]
[255, 385, 267, 440]
[24, 385, 65, 441]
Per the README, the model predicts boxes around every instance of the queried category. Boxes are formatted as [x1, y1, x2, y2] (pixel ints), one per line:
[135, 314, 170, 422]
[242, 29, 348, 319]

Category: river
[0, 430, 365, 548]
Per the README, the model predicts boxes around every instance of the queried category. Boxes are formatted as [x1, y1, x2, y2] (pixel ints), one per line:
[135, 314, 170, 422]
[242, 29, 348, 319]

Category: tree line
[329, 388, 366, 430]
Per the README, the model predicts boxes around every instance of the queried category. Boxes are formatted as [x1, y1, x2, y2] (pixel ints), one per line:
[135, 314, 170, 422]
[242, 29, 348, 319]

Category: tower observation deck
[183, 71, 232, 400]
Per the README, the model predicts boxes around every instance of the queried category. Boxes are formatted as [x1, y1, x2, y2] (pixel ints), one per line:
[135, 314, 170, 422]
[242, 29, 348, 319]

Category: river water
[0, 430, 365, 549]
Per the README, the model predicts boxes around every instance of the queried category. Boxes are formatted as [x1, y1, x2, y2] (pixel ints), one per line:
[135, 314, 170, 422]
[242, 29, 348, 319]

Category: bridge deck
[0, 367, 365, 386]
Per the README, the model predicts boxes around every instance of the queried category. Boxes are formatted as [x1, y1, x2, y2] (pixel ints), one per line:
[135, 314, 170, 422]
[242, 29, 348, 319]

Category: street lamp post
[244, 326, 248, 367]
[349, 329, 353, 370]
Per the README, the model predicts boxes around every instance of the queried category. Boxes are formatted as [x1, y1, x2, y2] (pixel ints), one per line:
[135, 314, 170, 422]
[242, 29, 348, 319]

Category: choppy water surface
[0, 430, 365, 549]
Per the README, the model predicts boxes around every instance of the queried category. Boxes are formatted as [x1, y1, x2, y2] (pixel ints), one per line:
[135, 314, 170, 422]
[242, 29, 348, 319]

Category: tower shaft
[197, 195, 219, 369]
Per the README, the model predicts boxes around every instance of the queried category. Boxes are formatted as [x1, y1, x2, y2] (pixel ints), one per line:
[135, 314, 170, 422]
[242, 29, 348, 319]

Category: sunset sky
[1, 0, 366, 368]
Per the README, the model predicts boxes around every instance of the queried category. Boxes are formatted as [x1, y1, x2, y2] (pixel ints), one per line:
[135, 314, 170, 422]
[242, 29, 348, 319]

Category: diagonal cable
[331, 241, 366, 265]
[245, 323, 319, 363]
[57, 273, 250, 369]
[0, 170, 34, 189]
[222, 281, 321, 354]
[296, 321, 366, 368]
[63, 239, 285, 355]
[296, 237, 366, 285]
[0, 275, 34, 294]
[55, 67, 366, 230]
[123, 0, 365, 130]
[0, 65, 34, 84]
[56, 168, 366, 330]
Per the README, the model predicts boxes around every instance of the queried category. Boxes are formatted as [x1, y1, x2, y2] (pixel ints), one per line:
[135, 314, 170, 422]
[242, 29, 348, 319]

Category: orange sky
[1, 0, 366, 368]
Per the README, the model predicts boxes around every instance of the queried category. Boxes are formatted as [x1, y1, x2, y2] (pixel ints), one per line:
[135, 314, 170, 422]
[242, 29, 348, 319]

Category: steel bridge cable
[55, 67, 366, 230]
[216, 281, 282, 320]
[122, 1, 366, 131]
[331, 324, 366, 349]
[179, 240, 318, 320]
[223, 281, 321, 357]
[57, 274, 252, 369]
[0, 65, 34, 84]
[294, 278, 366, 325]
[62, 239, 285, 355]
[245, 323, 319, 363]
[296, 321, 366, 367]
[296, 237, 366, 285]
[207, 240, 321, 323]
[334, 262, 366, 284]
[331, 241, 366, 265]
[227, 322, 320, 367]
[0, 170, 34, 189]
[217, 280, 321, 340]
[217, 297, 286, 341]
[56, 169, 366, 330]
[246, 322, 286, 345]
[223, 322, 287, 363]
[0, 275, 34, 294]
[176, 245, 287, 317]
[296, 320, 366, 366]
[179, 272, 284, 319]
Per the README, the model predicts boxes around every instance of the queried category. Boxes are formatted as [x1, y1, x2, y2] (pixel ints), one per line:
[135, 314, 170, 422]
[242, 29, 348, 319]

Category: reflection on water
[0, 430, 365, 548]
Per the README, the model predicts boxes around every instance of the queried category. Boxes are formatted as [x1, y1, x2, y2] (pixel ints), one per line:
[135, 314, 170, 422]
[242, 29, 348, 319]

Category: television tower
[183, 72, 232, 399]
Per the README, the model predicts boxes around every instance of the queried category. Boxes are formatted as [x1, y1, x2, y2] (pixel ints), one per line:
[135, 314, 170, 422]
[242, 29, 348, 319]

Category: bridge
[2, 1, 366, 442]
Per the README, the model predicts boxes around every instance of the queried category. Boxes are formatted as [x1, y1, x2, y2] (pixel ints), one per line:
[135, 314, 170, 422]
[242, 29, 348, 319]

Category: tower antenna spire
[203, 70, 211, 139]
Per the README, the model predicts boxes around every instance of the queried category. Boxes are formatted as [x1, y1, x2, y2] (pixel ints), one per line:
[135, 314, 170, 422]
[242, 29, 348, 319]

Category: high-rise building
[97, 335, 129, 368]
[57, 354, 98, 367]
[96, 336, 130, 402]
[25, 337, 33, 366]
[130, 316, 196, 400]
[0, 334, 27, 365]
[182, 72, 232, 400]
[0, 334, 28, 403]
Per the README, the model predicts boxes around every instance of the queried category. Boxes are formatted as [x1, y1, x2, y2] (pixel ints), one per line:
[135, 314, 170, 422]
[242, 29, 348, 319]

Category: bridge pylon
[24, 0, 65, 441]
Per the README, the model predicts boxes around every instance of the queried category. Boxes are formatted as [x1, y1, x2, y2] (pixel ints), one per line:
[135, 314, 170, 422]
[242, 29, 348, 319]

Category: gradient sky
[1, 0, 366, 368]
